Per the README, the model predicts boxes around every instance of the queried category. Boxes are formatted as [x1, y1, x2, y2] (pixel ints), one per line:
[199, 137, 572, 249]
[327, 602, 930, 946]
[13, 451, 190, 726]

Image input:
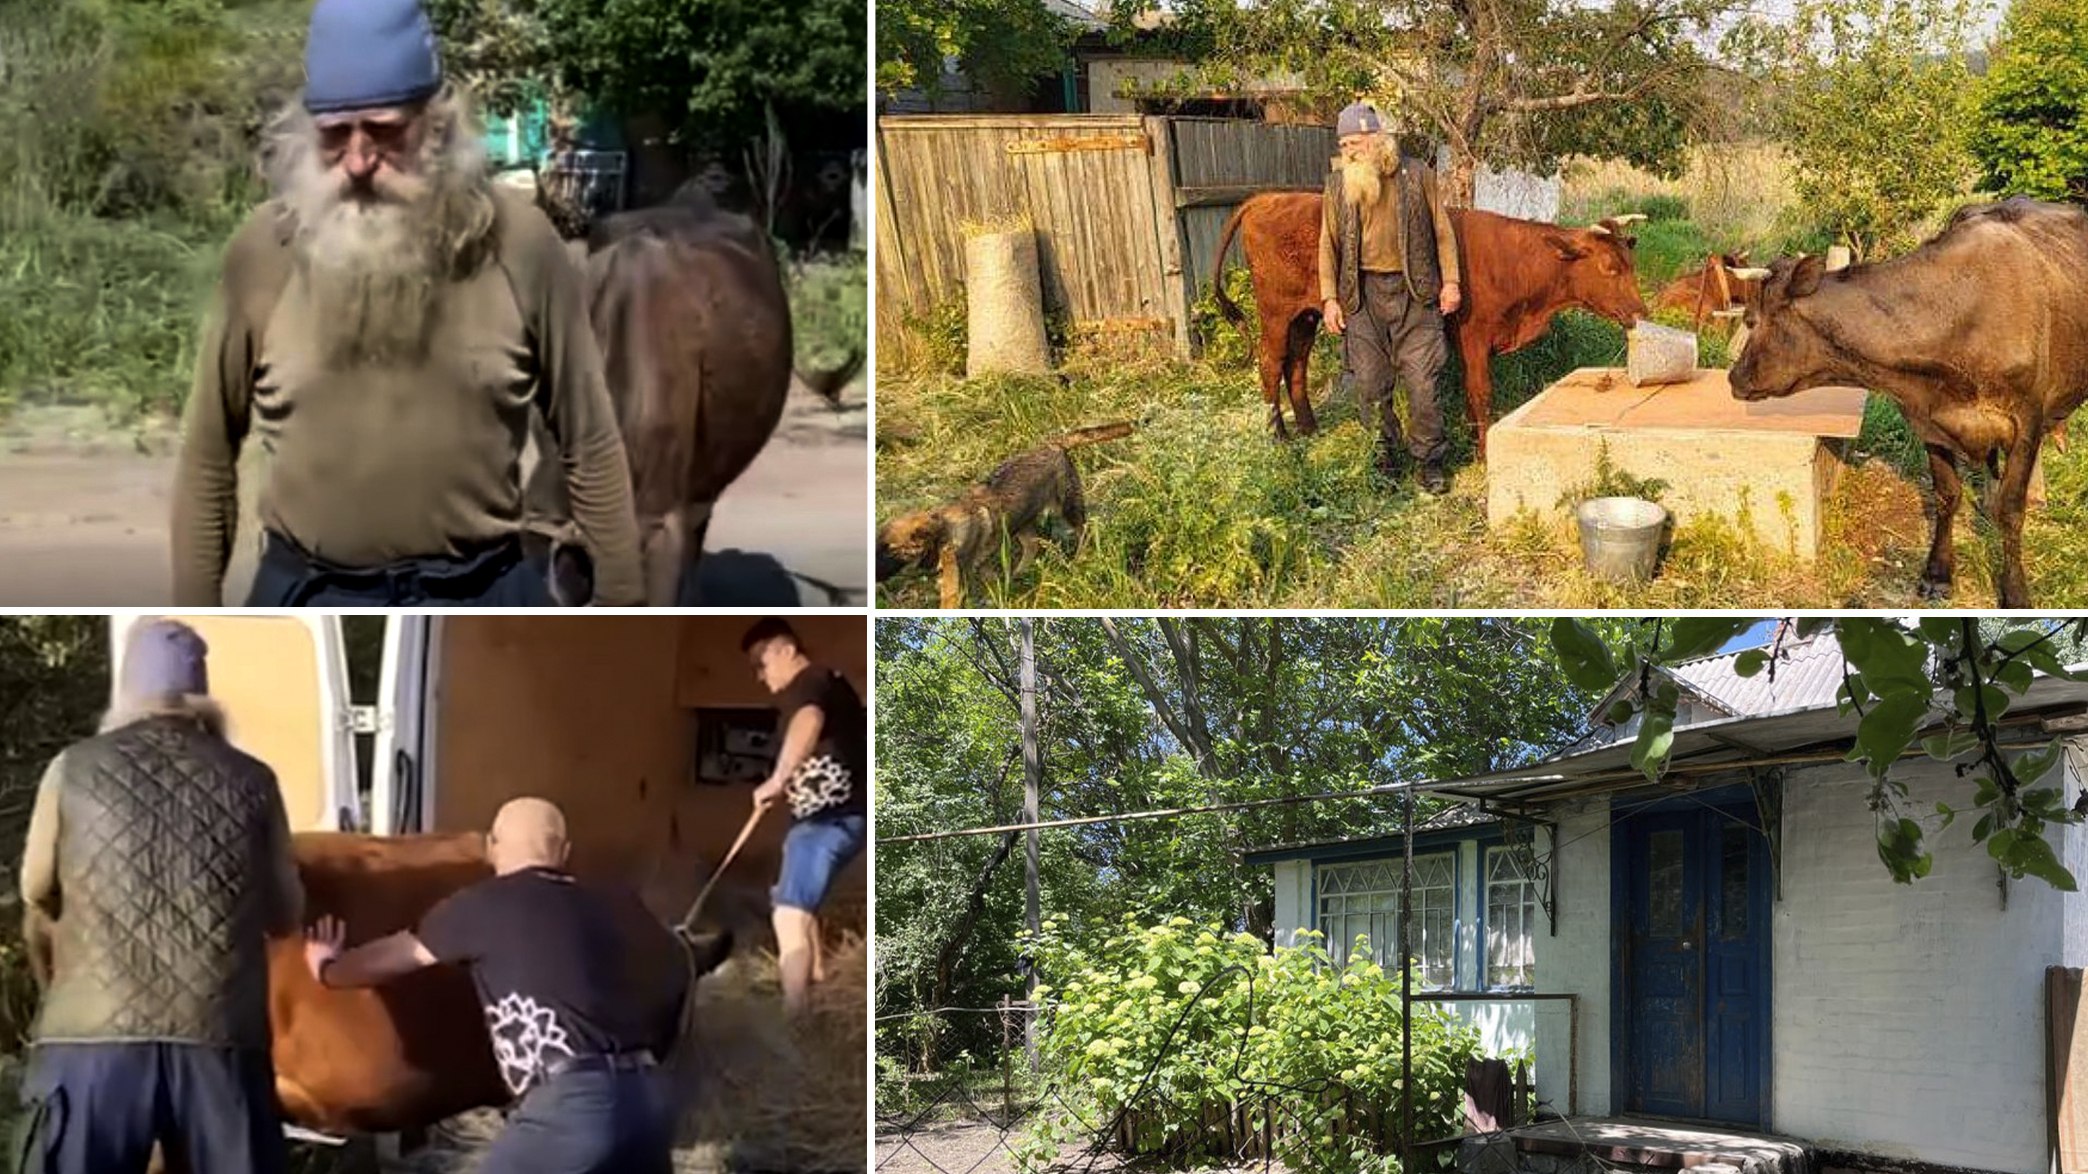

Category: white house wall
[2067, 745, 2088, 971]
[1531, 801, 1612, 1118]
[1773, 755, 2077, 1174]
[1274, 860, 1309, 948]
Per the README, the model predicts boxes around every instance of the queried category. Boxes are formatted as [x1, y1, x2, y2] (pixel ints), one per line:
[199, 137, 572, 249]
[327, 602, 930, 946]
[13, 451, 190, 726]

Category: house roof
[1044, 0, 1106, 29]
[1562, 627, 1852, 755]
[1243, 803, 1499, 864]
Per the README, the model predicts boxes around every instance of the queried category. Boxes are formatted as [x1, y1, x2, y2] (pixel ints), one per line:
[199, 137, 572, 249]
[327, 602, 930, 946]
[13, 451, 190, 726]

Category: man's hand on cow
[305, 915, 346, 985]
[1440, 282, 1462, 315]
[1323, 299, 1345, 335]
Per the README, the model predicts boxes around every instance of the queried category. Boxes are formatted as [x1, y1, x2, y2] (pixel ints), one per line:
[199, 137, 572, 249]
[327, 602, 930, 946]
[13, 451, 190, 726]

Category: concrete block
[1485, 368, 1867, 561]
[1460, 1133, 1521, 1174]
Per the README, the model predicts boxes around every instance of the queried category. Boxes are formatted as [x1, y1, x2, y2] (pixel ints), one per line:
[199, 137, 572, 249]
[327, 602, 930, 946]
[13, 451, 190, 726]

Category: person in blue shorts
[740, 618, 867, 1013]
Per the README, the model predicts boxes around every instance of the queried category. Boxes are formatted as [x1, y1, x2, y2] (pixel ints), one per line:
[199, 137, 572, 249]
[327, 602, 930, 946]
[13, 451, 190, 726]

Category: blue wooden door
[1621, 803, 1769, 1126]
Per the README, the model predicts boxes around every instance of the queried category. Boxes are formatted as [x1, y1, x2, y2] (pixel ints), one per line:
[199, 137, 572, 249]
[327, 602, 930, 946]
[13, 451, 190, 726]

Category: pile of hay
[382, 936, 866, 1174]
[676, 934, 867, 1173]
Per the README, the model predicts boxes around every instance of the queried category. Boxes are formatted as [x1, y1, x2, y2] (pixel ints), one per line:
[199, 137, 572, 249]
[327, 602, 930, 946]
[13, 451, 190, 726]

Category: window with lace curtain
[1316, 854, 1456, 989]
[1485, 846, 1538, 990]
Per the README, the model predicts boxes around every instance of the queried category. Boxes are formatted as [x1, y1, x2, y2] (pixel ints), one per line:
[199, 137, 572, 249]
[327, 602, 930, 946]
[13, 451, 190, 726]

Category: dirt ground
[0, 381, 868, 606]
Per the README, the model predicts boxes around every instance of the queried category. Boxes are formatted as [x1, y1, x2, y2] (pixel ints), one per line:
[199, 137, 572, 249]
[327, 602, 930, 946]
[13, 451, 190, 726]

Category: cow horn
[1728, 267, 1772, 281]
[1609, 213, 1649, 225]
[1588, 222, 1613, 236]
[1711, 307, 1746, 318]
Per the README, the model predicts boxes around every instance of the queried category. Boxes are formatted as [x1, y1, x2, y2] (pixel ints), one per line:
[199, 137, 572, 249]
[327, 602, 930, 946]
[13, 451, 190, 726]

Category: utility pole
[1400, 785, 1415, 1173]
[1020, 619, 1042, 1069]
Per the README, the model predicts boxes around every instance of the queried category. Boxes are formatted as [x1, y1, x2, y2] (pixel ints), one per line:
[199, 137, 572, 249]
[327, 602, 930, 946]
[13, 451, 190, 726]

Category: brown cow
[25, 831, 724, 1166]
[1728, 197, 2088, 607]
[1654, 252, 1760, 333]
[530, 189, 864, 606]
[1212, 192, 1649, 453]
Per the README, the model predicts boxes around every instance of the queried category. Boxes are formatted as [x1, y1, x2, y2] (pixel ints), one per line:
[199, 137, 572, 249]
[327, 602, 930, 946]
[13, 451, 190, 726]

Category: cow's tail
[1212, 200, 1253, 327]
[1051, 421, 1135, 450]
[794, 347, 865, 408]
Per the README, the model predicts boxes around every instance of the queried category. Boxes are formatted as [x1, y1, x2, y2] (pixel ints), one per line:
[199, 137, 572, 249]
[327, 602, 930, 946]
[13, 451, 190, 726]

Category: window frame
[1482, 844, 1539, 992]
[1314, 851, 1458, 991]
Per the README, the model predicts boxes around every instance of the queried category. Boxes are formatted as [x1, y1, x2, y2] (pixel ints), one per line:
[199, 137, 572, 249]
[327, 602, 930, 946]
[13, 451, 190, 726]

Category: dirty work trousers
[1344, 271, 1451, 465]
[480, 1063, 676, 1174]
[245, 530, 555, 606]
[15, 1042, 286, 1174]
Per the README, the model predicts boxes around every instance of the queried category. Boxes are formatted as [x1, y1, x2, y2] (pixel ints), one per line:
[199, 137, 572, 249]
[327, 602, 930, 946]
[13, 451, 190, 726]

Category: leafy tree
[1101, 0, 1730, 205]
[1724, 0, 1986, 259]
[876, 0, 1077, 103]
[1970, 0, 2088, 202]
[873, 618, 1606, 1074]
[1549, 616, 2088, 891]
[425, 0, 865, 153]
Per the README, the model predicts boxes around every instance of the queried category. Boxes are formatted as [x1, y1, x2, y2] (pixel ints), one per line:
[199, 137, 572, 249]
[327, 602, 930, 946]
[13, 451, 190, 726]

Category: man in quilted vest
[739, 618, 867, 1013]
[168, 0, 643, 606]
[16, 620, 303, 1174]
[1318, 100, 1463, 494]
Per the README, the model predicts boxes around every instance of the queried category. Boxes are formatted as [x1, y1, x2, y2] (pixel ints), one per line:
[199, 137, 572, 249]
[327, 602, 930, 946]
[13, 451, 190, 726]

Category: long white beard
[294, 196, 441, 368]
[1341, 146, 1395, 208]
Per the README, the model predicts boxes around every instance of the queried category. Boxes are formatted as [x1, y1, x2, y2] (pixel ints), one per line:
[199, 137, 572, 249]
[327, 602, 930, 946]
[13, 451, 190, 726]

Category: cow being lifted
[26, 831, 730, 1166]
[1212, 192, 1648, 453]
[1728, 197, 2088, 607]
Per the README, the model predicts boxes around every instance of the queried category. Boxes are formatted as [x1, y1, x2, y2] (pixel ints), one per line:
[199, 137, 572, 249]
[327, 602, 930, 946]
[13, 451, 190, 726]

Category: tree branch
[1101, 618, 1213, 770]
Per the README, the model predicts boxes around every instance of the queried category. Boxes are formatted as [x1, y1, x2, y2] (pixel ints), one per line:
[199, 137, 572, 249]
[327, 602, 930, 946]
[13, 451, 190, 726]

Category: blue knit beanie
[303, 0, 445, 115]
[1336, 102, 1384, 138]
[121, 621, 209, 702]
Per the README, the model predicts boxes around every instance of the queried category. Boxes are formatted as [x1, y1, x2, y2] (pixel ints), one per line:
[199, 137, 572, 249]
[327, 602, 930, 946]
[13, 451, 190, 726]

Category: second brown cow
[1213, 191, 1649, 454]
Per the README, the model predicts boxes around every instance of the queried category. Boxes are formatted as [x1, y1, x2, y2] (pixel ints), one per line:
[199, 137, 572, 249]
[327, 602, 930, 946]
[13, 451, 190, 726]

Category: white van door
[107, 615, 360, 832]
[371, 616, 439, 835]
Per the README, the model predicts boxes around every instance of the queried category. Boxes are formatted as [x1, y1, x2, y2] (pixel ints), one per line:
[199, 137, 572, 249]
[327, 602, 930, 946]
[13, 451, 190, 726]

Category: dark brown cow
[532, 189, 864, 606]
[1729, 197, 2088, 607]
[1211, 192, 1649, 452]
[1654, 252, 1760, 333]
[26, 831, 717, 1165]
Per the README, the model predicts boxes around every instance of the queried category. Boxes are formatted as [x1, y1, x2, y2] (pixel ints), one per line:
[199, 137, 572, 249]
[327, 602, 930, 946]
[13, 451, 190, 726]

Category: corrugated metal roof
[1567, 629, 1852, 755]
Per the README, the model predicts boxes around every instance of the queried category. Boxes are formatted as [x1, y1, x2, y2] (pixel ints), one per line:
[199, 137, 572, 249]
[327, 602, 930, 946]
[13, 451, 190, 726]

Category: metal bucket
[1576, 496, 1668, 584]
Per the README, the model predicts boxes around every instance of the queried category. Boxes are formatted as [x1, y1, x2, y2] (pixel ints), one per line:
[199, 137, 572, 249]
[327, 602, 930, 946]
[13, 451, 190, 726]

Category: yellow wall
[431, 616, 867, 931]
[129, 615, 336, 832]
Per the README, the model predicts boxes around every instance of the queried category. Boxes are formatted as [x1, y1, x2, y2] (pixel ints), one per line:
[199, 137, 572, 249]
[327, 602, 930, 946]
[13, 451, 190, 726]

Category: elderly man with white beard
[1317, 101, 1462, 494]
[169, 0, 645, 606]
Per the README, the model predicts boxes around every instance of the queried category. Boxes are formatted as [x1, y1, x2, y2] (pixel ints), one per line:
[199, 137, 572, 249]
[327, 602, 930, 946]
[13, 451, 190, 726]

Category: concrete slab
[1509, 1117, 1815, 1174]
[1485, 369, 1868, 561]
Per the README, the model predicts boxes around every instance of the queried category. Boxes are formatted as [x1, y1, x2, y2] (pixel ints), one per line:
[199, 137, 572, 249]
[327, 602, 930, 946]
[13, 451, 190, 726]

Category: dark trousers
[15, 1042, 286, 1174]
[245, 531, 554, 606]
[1344, 271, 1451, 464]
[480, 1067, 675, 1174]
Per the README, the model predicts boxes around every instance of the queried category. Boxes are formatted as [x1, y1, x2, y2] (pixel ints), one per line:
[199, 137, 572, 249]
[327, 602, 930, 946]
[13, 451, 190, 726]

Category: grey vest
[34, 717, 283, 1050]
[1326, 157, 1444, 312]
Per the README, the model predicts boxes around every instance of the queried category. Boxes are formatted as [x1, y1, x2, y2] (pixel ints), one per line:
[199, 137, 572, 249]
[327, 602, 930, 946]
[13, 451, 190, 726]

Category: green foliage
[0, 619, 110, 1049]
[1724, 0, 1987, 259]
[426, 0, 865, 153]
[1558, 441, 1670, 509]
[1109, 0, 1729, 196]
[1548, 617, 2088, 889]
[877, 0, 1076, 101]
[874, 619, 1603, 1073]
[786, 252, 870, 373]
[1020, 915, 1483, 1174]
[1970, 0, 2088, 202]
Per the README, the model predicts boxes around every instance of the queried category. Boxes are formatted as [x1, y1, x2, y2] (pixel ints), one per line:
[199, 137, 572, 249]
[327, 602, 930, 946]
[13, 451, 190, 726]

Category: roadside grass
[786, 250, 871, 377]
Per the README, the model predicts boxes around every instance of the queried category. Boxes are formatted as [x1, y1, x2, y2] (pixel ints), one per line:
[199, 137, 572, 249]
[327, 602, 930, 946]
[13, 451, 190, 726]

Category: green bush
[786, 250, 869, 374]
[1019, 915, 1483, 1174]
[1971, 0, 2088, 201]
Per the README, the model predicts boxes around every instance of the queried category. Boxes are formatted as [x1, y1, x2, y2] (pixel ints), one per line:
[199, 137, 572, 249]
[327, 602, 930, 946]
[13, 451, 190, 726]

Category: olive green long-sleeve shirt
[1318, 161, 1462, 303]
[171, 187, 645, 605]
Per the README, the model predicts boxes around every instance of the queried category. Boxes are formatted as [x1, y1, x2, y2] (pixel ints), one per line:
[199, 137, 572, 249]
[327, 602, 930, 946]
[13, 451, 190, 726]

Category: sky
[1718, 619, 1781, 652]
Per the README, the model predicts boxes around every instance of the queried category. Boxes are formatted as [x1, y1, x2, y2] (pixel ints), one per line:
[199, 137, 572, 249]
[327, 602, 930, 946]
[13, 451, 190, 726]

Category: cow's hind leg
[1458, 331, 1495, 461]
[640, 510, 687, 608]
[1286, 313, 1321, 436]
[1920, 444, 1963, 602]
[1259, 318, 1291, 441]
[1995, 428, 2043, 608]
[671, 504, 715, 607]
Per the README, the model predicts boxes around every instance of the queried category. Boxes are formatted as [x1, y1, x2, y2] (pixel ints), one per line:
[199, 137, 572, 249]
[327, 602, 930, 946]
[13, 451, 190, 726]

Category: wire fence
[875, 971, 1531, 1174]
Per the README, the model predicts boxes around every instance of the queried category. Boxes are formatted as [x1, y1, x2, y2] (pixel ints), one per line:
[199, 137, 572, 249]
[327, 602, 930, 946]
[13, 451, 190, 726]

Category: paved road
[0, 392, 868, 607]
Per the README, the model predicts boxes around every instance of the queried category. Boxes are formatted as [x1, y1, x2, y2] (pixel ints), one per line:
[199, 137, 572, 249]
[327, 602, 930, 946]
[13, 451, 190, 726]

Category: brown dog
[876, 422, 1134, 607]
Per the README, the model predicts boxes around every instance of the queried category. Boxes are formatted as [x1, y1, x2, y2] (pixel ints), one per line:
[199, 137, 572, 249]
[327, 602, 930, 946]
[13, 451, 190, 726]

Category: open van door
[108, 615, 360, 833]
[371, 616, 438, 835]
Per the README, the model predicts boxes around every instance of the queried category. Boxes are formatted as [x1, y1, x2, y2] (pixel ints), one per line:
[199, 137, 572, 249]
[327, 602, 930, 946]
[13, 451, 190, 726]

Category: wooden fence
[873, 114, 1335, 358]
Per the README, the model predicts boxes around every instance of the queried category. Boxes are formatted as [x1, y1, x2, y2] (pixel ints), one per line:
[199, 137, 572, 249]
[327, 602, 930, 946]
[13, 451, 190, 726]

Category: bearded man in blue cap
[170, 0, 645, 606]
[1318, 100, 1462, 493]
[15, 620, 304, 1174]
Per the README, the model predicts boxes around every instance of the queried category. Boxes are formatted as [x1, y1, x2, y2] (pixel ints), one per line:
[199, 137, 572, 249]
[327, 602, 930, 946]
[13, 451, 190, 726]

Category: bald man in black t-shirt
[303, 798, 681, 1174]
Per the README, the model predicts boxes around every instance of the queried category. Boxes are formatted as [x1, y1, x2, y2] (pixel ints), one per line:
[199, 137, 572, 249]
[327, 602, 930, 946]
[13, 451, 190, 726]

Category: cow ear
[1550, 238, 1587, 262]
[1787, 253, 1826, 299]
